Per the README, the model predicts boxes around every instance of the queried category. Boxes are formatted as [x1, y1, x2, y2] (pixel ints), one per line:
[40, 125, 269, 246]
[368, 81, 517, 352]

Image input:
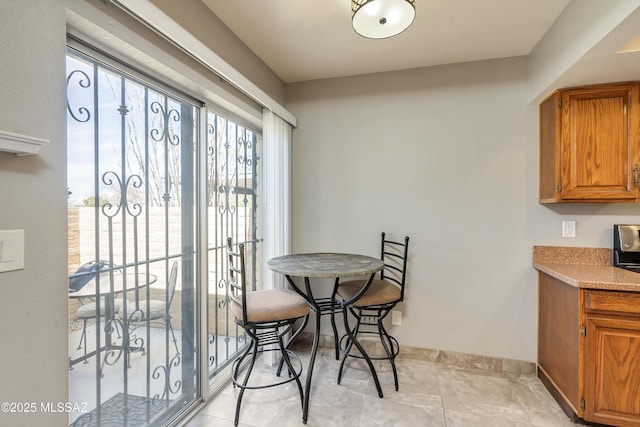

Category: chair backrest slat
[167, 261, 179, 306]
[379, 232, 410, 301]
[227, 237, 248, 325]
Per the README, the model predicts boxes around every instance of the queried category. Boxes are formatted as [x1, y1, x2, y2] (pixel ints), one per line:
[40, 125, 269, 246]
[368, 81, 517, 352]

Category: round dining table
[267, 252, 383, 424]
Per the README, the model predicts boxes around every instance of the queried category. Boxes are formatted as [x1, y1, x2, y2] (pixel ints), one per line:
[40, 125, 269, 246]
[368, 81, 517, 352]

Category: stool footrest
[231, 348, 303, 390]
[338, 331, 400, 361]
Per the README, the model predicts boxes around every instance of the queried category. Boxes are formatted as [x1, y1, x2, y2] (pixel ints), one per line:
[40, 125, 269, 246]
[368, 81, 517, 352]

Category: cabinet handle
[635, 164, 639, 187]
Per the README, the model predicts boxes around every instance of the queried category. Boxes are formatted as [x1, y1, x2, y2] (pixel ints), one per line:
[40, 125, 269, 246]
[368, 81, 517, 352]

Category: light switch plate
[0, 230, 24, 272]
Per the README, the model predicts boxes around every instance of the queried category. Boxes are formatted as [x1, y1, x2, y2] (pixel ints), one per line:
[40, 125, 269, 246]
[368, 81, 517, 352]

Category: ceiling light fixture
[352, 0, 416, 39]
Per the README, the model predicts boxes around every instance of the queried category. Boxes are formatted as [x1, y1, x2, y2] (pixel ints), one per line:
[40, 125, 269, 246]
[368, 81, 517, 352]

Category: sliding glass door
[66, 42, 263, 426]
[66, 46, 199, 426]
[205, 112, 261, 389]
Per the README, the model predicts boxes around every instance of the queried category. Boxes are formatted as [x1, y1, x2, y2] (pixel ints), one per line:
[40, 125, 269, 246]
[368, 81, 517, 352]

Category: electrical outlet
[0, 230, 24, 272]
[562, 221, 576, 238]
[391, 310, 402, 326]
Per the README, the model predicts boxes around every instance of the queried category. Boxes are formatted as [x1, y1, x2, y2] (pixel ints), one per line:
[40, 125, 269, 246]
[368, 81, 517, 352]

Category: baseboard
[295, 331, 536, 376]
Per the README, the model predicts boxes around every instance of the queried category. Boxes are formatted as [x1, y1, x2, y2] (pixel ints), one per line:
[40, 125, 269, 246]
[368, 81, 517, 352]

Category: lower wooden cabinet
[538, 274, 640, 426]
[583, 315, 640, 425]
[583, 290, 640, 427]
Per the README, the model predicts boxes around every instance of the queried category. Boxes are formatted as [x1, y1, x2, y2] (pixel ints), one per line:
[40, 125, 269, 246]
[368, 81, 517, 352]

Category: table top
[68, 272, 158, 298]
[267, 253, 383, 278]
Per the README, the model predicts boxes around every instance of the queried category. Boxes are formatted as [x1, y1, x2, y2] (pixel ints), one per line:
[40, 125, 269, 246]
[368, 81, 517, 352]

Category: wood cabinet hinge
[558, 98, 563, 108]
[581, 398, 585, 411]
[581, 325, 586, 336]
[558, 181, 562, 193]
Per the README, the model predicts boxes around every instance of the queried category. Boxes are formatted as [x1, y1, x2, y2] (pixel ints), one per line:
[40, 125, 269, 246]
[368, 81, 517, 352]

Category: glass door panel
[205, 111, 262, 389]
[67, 47, 198, 426]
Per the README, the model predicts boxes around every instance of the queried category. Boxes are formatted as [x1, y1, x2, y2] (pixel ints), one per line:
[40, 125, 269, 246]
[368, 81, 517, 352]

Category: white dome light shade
[352, 0, 416, 39]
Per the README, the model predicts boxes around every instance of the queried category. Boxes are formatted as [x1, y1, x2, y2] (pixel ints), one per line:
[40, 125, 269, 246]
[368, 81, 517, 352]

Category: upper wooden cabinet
[539, 83, 640, 203]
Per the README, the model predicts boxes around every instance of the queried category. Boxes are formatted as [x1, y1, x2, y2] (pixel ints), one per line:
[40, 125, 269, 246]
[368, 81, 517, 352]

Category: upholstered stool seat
[337, 279, 401, 307]
[230, 288, 310, 324]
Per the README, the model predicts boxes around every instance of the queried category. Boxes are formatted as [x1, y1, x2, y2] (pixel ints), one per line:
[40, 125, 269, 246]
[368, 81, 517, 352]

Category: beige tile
[445, 408, 533, 427]
[512, 376, 578, 426]
[305, 382, 365, 426]
[185, 412, 250, 427]
[186, 344, 582, 427]
[360, 393, 445, 427]
[438, 366, 531, 423]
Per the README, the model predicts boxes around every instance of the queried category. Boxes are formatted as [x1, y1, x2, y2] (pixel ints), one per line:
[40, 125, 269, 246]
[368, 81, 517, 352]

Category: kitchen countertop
[533, 246, 640, 292]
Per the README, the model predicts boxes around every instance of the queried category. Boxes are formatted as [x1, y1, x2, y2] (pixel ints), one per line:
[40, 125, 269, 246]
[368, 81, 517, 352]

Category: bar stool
[226, 238, 310, 426]
[336, 232, 410, 397]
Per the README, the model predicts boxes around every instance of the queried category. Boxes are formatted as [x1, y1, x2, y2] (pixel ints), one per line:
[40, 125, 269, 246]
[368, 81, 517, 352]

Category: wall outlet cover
[0, 230, 25, 272]
[562, 221, 576, 238]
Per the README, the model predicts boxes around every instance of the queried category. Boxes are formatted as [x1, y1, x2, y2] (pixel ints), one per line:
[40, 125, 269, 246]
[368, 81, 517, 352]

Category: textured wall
[0, 1, 69, 426]
[285, 57, 640, 362]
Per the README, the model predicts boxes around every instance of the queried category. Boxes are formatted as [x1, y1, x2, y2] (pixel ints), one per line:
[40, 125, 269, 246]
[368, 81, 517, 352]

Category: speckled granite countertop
[533, 246, 640, 292]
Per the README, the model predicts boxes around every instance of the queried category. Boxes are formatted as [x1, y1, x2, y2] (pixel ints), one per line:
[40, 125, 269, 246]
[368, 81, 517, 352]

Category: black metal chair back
[379, 232, 410, 302]
[226, 237, 248, 326]
[167, 260, 179, 307]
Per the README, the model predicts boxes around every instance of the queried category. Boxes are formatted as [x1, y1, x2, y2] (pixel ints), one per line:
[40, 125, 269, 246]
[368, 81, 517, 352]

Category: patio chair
[119, 261, 180, 355]
[336, 232, 410, 396]
[75, 299, 124, 359]
[226, 237, 310, 426]
[70, 261, 123, 360]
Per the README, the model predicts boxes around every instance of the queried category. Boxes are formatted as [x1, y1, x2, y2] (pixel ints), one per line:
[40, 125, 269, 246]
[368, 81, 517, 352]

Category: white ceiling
[201, 0, 572, 83]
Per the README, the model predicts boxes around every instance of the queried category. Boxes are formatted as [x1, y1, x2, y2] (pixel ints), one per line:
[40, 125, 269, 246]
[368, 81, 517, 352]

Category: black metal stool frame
[337, 233, 410, 397]
[227, 238, 309, 426]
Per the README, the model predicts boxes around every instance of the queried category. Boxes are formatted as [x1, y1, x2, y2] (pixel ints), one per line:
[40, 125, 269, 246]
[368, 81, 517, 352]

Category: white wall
[528, 0, 640, 103]
[0, 1, 280, 426]
[285, 56, 640, 363]
[0, 1, 68, 426]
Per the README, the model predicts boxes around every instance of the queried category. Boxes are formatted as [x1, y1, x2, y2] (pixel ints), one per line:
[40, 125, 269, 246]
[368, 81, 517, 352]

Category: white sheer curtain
[262, 109, 292, 291]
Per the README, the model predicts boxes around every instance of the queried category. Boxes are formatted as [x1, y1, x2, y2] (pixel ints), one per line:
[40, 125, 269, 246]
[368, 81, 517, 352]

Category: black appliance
[613, 224, 640, 273]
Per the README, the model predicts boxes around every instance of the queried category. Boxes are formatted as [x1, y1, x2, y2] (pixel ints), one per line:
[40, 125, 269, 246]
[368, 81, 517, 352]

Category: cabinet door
[584, 315, 640, 426]
[560, 84, 640, 201]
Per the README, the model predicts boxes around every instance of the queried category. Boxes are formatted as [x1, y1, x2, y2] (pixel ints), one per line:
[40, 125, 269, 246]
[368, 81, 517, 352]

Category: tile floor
[184, 343, 581, 427]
